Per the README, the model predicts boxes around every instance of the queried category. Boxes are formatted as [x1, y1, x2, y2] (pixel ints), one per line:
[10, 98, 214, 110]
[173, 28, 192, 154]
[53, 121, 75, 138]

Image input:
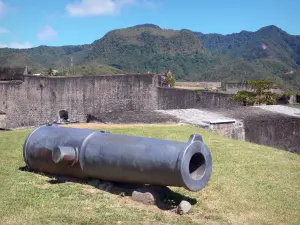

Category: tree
[164, 70, 176, 88]
[231, 80, 279, 105]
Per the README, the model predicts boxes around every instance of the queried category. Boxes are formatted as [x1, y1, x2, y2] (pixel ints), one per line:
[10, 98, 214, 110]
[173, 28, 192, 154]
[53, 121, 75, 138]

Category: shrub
[164, 71, 176, 87]
[231, 80, 279, 105]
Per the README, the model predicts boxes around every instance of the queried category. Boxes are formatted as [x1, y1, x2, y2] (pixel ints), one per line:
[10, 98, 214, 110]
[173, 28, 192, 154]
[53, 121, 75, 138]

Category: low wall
[244, 116, 300, 154]
[158, 88, 197, 109]
[158, 88, 240, 110]
[0, 114, 6, 129]
[196, 91, 240, 108]
[217, 107, 300, 154]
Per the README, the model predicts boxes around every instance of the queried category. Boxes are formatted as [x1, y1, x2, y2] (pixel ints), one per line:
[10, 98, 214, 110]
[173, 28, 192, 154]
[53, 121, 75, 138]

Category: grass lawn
[0, 124, 299, 225]
[175, 86, 206, 90]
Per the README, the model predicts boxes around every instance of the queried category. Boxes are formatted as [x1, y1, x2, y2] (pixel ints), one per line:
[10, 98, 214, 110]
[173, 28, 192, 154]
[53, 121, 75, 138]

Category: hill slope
[0, 24, 300, 89]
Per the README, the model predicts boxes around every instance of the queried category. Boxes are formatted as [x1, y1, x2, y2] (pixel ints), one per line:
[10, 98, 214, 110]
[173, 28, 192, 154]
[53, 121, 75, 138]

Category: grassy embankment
[0, 124, 299, 224]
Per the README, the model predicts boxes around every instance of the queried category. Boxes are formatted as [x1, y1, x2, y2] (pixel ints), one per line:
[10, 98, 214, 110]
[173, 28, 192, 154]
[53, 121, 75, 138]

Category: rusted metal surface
[23, 125, 212, 191]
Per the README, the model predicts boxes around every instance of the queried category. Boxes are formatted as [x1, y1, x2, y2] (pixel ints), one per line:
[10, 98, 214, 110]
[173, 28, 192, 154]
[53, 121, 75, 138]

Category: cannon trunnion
[23, 125, 212, 192]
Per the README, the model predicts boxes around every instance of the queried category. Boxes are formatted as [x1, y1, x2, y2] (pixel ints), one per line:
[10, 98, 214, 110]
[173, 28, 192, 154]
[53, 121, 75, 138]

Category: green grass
[0, 125, 299, 225]
[175, 86, 206, 90]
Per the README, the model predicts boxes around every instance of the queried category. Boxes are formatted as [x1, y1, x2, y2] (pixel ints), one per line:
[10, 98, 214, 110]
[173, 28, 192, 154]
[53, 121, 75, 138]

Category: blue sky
[0, 0, 299, 48]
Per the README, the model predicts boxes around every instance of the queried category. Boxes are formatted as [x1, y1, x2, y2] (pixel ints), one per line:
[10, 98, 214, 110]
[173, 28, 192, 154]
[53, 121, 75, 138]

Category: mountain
[1, 24, 300, 89]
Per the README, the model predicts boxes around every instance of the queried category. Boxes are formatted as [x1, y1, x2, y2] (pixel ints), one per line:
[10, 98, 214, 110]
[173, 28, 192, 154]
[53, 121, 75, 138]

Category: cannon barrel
[23, 125, 212, 191]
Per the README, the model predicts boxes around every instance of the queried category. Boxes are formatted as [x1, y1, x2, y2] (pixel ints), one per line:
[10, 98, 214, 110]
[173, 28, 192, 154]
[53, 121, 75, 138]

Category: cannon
[23, 124, 212, 191]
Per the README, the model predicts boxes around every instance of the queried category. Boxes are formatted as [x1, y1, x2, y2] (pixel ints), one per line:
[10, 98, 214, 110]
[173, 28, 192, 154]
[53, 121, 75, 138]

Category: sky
[0, 0, 299, 49]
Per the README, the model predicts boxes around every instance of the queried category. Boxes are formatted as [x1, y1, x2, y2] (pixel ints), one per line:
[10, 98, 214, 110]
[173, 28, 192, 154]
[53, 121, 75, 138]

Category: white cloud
[66, 0, 156, 17]
[0, 0, 7, 15]
[37, 25, 58, 42]
[0, 42, 33, 49]
[0, 27, 9, 34]
[10, 42, 32, 49]
[0, 42, 7, 48]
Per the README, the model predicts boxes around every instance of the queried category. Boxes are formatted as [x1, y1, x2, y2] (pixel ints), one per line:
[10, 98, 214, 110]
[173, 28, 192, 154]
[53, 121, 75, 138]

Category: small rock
[132, 188, 158, 205]
[98, 181, 114, 191]
[176, 200, 192, 215]
[88, 179, 100, 187]
[118, 192, 126, 197]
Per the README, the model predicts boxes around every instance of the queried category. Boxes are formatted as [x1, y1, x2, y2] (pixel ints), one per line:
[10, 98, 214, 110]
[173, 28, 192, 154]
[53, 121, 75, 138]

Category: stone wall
[0, 74, 238, 128]
[0, 74, 158, 128]
[244, 116, 300, 154]
[157, 88, 239, 110]
[196, 91, 240, 109]
[0, 114, 6, 129]
[157, 88, 198, 110]
[215, 107, 300, 154]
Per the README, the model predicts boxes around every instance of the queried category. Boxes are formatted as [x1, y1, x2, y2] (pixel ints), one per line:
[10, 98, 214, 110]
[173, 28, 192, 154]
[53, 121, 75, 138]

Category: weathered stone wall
[244, 116, 300, 154]
[157, 88, 198, 110]
[215, 107, 300, 154]
[207, 122, 245, 141]
[0, 74, 239, 128]
[157, 88, 239, 110]
[0, 74, 158, 128]
[0, 114, 6, 129]
[196, 91, 241, 109]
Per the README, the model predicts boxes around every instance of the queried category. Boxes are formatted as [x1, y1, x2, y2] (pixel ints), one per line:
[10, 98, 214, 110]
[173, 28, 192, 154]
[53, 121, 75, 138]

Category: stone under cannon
[23, 125, 212, 191]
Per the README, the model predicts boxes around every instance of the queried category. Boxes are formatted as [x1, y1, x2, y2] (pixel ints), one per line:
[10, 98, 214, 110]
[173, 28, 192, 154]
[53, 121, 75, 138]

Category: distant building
[225, 81, 282, 94]
[0, 66, 27, 81]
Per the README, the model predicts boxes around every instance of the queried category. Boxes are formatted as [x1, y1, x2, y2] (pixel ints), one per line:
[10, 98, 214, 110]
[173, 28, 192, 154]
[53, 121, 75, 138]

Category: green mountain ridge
[1, 24, 300, 89]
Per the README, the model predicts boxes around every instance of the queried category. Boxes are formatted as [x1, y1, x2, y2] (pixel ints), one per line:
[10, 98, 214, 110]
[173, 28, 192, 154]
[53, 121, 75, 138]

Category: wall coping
[24, 73, 159, 79]
[0, 80, 23, 84]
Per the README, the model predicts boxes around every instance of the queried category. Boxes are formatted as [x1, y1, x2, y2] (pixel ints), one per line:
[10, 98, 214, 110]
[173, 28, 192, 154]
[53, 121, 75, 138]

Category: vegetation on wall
[164, 71, 176, 87]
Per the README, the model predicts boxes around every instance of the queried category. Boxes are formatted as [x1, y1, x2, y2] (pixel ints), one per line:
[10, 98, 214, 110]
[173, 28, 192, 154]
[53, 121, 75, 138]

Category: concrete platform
[156, 109, 237, 127]
[157, 106, 300, 154]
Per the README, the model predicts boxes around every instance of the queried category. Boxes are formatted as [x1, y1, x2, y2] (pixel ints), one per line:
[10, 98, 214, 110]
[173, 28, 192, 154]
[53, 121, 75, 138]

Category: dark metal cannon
[23, 125, 212, 191]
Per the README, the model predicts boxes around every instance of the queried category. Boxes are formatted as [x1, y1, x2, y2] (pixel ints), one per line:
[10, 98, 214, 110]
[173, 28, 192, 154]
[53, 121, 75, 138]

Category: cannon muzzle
[23, 125, 212, 191]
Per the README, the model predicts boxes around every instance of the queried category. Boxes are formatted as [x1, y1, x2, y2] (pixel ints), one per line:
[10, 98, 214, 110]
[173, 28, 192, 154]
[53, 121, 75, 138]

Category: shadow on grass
[19, 166, 197, 211]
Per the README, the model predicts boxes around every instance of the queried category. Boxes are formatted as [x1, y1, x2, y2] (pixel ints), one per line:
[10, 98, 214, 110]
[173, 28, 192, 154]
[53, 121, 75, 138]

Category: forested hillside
[1, 24, 299, 89]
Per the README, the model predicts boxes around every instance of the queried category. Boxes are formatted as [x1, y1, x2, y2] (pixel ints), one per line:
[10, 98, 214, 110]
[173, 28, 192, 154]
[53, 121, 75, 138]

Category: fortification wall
[244, 116, 300, 154]
[157, 88, 239, 110]
[0, 74, 238, 128]
[196, 91, 240, 108]
[0, 114, 6, 129]
[157, 88, 198, 109]
[215, 107, 300, 154]
[0, 74, 158, 128]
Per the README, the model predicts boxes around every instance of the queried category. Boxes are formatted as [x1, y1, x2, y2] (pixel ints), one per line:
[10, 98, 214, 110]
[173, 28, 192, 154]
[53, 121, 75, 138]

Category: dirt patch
[61, 123, 185, 129]
[86, 110, 180, 124]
